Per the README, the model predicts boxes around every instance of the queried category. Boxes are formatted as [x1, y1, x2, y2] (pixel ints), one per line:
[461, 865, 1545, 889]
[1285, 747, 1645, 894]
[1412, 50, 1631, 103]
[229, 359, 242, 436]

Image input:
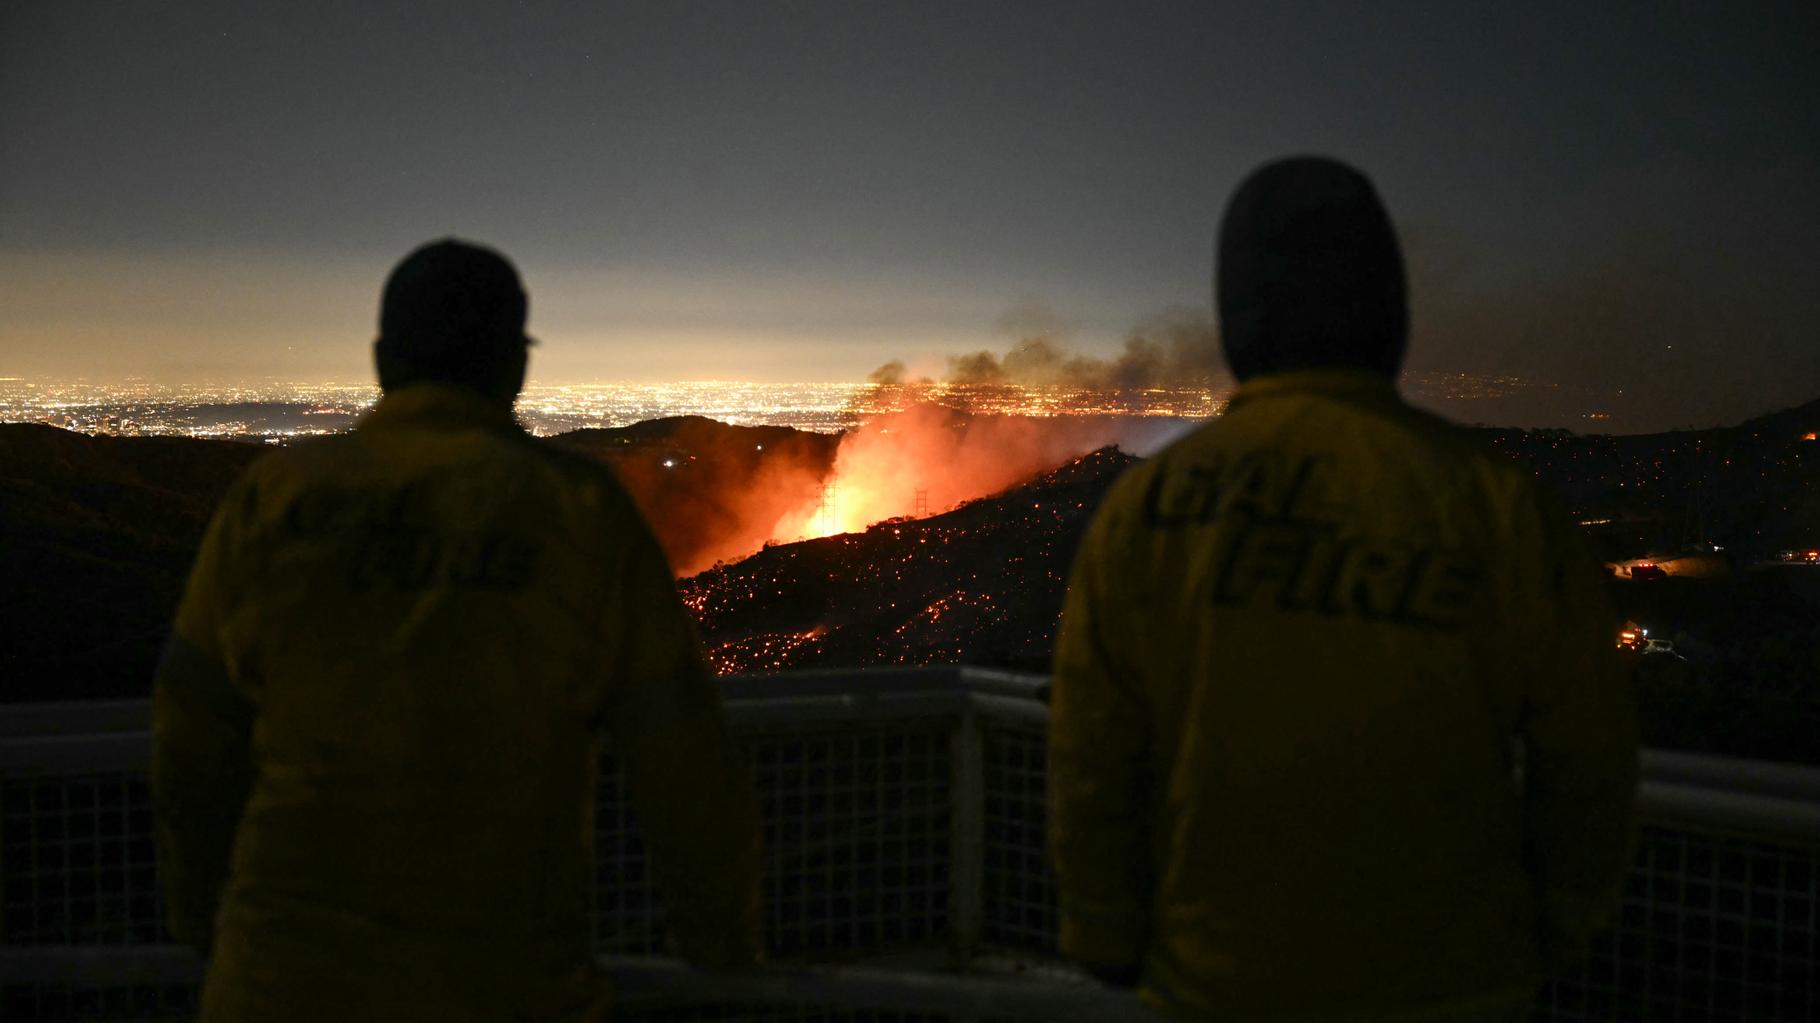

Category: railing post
[950, 701, 985, 968]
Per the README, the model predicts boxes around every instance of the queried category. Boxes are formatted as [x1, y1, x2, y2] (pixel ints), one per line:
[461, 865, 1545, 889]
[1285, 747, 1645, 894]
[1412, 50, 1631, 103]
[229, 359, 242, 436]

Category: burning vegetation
[679, 447, 1139, 675]
[558, 401, 1200, 575]
[774, 403, 1193, 542]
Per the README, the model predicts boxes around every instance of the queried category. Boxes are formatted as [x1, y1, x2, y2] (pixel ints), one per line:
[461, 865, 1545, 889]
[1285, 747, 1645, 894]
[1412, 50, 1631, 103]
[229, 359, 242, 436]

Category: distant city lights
[0, 372, 1700, 442]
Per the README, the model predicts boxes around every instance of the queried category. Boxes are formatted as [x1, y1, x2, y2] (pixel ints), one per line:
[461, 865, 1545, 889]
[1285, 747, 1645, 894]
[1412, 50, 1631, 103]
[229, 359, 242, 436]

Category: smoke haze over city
[4, 3, 1818, 433]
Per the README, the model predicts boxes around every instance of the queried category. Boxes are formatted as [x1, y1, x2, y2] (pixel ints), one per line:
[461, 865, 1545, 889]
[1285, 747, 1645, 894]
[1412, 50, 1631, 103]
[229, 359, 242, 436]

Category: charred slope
[0, 424, 263, 700]
[681, 447, 1137, 674]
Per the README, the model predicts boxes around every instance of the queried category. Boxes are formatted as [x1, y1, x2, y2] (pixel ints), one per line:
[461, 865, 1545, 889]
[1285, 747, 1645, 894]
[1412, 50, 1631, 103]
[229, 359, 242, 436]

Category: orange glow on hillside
[609, 388, 1221, 575]
[768, 403, 1178, 543]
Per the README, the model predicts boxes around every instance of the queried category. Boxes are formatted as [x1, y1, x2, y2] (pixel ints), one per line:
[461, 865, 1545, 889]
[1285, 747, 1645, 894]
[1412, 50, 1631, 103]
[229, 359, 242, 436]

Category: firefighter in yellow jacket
[153, 240, 761, 1021]
[1050, 158, 1637, 1021]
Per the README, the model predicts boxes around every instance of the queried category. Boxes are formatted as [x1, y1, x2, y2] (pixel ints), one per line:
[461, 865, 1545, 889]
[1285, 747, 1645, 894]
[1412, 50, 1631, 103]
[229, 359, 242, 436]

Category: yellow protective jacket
[153, 383, 761, 1022]
[1050, 369, 1637, 1021]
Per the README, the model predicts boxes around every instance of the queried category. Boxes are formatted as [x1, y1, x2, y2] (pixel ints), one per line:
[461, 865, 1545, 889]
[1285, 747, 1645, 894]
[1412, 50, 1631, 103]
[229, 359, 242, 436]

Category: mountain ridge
[3, 394, 1815, 715]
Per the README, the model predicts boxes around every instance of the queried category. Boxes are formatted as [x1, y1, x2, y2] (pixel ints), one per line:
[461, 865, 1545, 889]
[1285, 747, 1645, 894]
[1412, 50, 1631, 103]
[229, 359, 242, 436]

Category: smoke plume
[597, 305, 1233, 576]
[882, 304, 1230, 399]
[867, 360, 908, 386]
[756, 304, 1231, 550]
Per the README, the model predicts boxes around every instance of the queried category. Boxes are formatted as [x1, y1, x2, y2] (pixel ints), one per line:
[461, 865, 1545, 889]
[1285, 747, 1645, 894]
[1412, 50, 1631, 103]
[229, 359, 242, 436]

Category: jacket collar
[358, 383, 522, 433]
[1227, 368, 1401, 412]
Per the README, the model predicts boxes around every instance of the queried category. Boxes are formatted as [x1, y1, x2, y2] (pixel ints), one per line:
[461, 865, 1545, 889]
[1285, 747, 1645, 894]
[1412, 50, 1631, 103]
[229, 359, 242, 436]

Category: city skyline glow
[4, 4, 1817, 432]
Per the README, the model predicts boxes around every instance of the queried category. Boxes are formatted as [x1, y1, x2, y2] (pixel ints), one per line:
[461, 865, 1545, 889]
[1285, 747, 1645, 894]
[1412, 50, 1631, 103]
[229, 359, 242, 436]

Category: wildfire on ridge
[572, 383, 1223, 576]
[679, 445, 1145, 677]
[768, 399, 1211, 545]
[705, 625, 828, 675]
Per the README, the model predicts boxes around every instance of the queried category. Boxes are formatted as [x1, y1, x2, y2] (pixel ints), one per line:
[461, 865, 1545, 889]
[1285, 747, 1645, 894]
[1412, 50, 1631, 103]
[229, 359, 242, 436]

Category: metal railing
[3, 666, 1817, 1021]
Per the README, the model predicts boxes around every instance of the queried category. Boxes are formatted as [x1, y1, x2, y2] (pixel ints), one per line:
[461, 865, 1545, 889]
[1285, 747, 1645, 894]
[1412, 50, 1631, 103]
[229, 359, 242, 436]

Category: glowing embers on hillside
[707, 625, 827, 675]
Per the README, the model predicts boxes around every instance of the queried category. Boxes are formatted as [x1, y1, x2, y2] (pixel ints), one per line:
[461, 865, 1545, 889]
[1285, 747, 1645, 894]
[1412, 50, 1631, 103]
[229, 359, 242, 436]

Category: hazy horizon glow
[4, 3, 1817, 431]
[8, 370, 1751, 440]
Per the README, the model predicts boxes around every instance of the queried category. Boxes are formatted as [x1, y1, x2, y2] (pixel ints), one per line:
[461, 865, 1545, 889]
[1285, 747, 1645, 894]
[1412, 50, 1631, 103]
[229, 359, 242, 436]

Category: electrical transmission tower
[818, 481, 839, 533]
[913, 488, 928, 517]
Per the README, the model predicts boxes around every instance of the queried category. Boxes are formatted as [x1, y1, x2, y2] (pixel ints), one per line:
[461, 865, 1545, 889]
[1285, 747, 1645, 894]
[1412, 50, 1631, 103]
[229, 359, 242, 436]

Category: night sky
[4, 2, 1817, 430]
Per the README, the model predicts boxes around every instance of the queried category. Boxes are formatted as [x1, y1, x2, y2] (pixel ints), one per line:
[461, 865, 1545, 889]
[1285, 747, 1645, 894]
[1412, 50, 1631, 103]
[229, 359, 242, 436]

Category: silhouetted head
[1216, 157, 1407, 382]
[374, 239, 531, 403]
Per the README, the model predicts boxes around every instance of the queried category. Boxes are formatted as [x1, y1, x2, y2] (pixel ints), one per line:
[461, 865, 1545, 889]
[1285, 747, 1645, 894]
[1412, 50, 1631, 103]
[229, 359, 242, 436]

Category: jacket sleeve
[599, 527, 762, 968]
[1509, 485, 1639, 970]
[152, 480, 258, 953]
[1048, 491, 1154, 971]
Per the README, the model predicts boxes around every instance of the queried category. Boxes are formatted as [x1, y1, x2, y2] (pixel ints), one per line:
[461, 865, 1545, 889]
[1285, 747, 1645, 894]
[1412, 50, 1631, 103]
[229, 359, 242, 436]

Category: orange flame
[770, 404, 1177, 542]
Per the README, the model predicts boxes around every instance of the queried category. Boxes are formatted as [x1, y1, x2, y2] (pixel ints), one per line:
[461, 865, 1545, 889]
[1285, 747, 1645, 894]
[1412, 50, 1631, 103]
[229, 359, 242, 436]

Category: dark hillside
[550, 416, 839, 575]
[0, 417, 840, 700]
[1484, 396, 1820, 560]
[0, 425, 263, 700]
